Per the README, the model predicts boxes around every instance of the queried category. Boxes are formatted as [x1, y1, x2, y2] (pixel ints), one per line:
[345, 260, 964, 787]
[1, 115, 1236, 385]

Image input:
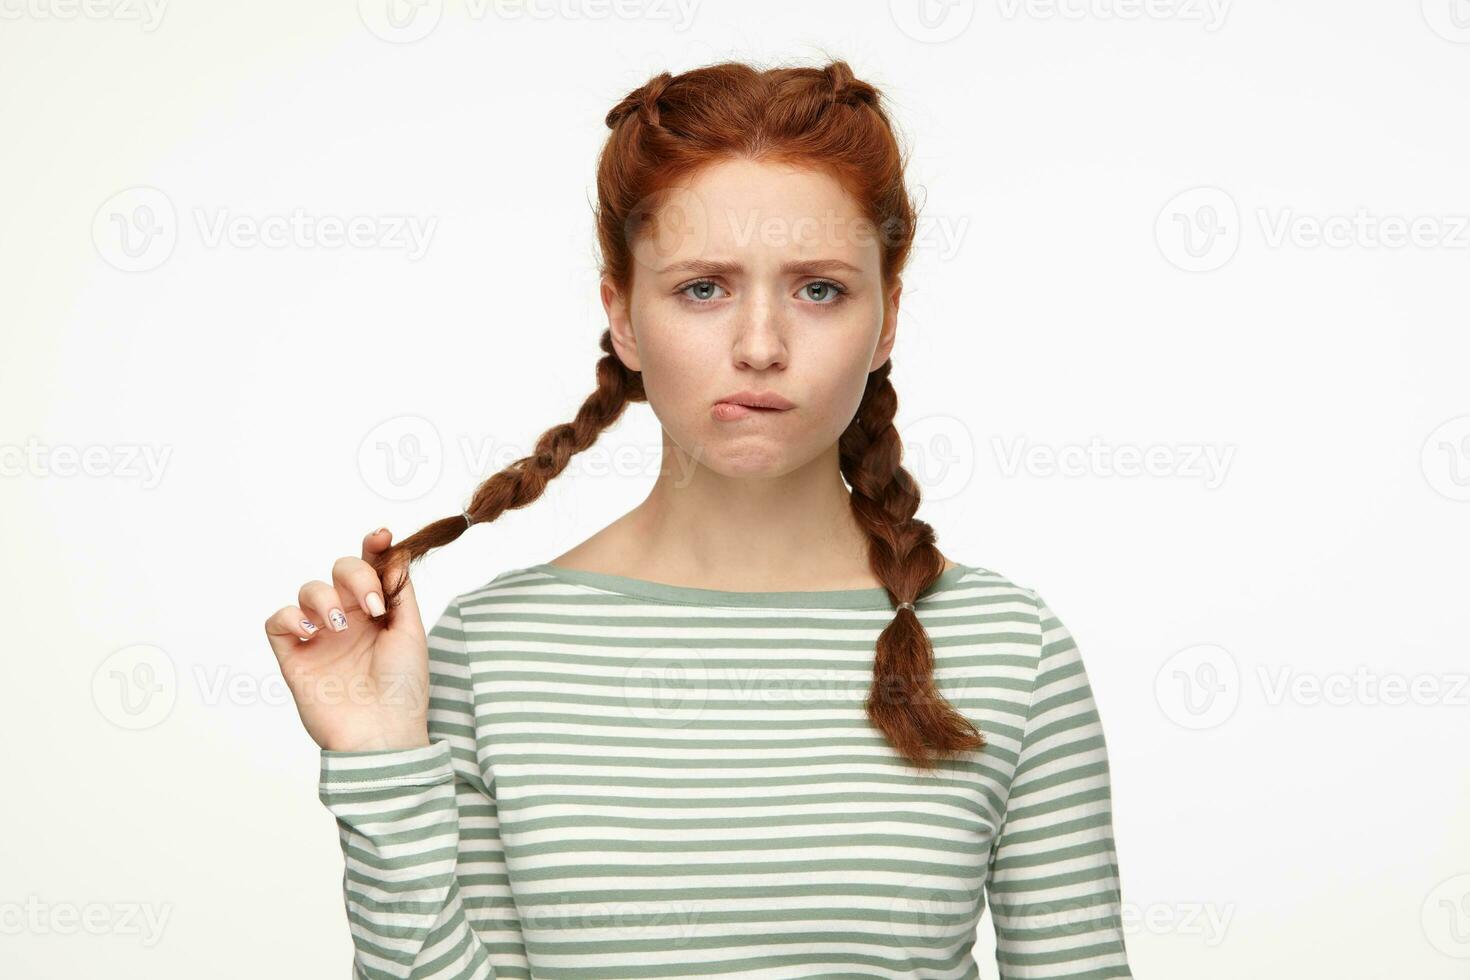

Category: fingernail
[300, 620, 319, 636]
[328, 608, 348, 631]
[374, 527, 389, 537]
[365, 592, 385, 617]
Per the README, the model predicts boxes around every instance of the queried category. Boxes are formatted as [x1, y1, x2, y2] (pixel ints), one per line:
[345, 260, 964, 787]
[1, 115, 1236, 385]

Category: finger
[299, 579, 349, 633]
[264, 605, 322, 662]
[377, 550, 424, 639]
[333, 555, 386, 619]
[362, 527, 392, 562]
[360, 527, 422, 633]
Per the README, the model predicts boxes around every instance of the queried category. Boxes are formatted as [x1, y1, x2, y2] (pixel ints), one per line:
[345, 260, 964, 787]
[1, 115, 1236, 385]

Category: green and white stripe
[319, 563, 1132, 979]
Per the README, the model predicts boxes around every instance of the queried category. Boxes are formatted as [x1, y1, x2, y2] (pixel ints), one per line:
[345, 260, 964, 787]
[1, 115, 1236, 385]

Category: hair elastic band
[462, 509, 474, 528]
[895, 601, 914, 612]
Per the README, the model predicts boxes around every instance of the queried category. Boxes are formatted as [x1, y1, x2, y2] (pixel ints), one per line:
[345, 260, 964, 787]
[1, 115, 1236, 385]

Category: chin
[710, 455, 798, 478]
[677, 436, 803, 479]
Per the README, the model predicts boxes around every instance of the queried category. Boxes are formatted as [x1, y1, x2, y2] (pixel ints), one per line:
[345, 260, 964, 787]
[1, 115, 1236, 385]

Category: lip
[714, 390, 796, 411]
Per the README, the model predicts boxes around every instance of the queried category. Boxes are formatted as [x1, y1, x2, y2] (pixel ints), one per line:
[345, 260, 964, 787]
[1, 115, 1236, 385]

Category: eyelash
[676, 278, 849, 307]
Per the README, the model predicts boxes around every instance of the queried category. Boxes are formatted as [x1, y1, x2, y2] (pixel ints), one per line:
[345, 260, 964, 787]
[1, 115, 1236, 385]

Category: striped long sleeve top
[317, 561, 1133, 980]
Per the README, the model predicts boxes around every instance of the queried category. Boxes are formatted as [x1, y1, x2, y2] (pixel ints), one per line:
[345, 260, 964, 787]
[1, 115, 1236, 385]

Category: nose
[730, 288, 788, 371]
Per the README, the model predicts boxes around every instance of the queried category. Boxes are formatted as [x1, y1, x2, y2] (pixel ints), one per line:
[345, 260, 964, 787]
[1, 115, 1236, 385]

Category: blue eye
[802, 280, 847, 304]
[676, 278, 849, 306]
[679, 279, 727, 303]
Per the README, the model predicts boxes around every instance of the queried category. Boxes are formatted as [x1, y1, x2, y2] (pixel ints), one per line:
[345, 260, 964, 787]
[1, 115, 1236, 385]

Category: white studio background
[2, 2, 1467, 978]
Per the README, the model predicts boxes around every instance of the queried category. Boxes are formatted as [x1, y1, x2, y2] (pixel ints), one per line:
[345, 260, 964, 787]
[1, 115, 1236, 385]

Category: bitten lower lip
[712, 402, 791, 422]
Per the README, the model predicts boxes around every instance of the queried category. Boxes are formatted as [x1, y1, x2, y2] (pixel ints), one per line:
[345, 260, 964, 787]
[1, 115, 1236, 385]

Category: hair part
[369, 58, 984, 771]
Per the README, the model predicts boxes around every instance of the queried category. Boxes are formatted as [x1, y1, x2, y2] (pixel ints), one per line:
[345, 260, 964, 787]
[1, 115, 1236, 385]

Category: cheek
[635, 316, 714, 414]
[792, 339, 877, 434]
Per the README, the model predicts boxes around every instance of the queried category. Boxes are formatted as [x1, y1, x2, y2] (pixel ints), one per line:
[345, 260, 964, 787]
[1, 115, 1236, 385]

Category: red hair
[369, 59, 984, 770]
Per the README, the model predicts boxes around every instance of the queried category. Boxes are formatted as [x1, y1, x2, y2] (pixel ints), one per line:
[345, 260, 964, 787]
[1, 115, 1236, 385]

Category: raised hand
[263, 528, 432, 752]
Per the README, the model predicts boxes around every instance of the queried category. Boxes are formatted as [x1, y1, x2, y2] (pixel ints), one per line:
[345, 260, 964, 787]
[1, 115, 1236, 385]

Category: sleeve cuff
[318, 738, 454, 796]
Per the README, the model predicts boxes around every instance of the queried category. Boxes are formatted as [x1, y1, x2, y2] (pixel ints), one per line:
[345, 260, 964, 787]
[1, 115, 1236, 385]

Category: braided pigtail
[841, 361, 986, 770]
[367, 330, 645, 626]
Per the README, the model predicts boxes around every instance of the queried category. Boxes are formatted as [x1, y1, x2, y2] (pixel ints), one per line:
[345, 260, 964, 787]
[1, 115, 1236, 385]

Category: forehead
[650, 157, 877, 263]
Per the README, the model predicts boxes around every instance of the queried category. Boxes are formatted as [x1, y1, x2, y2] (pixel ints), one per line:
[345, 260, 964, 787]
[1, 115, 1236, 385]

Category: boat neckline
[522, 561, 976, 609]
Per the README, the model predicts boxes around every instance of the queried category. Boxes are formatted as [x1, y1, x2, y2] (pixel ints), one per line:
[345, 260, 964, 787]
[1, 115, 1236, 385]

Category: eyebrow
[657, 258, 865, 277]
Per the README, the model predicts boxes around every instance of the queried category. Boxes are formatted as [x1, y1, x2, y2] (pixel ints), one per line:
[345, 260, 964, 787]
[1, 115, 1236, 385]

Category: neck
[600, 440, 884, 591]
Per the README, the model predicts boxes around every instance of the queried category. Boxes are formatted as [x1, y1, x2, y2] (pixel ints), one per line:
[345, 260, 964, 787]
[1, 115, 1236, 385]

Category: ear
[601, 275, 641, 373]
[869, 277, 903, 371]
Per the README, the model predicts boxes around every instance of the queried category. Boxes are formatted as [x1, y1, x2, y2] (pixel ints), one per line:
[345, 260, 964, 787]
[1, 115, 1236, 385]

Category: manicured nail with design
[365, 592, 386, 617]
[300, 620, 319, 636]
[328, 608, 348, 631]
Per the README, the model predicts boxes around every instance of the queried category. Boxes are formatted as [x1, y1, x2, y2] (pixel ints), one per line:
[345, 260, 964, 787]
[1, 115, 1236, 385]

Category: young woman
[265, 60, 1134, 980]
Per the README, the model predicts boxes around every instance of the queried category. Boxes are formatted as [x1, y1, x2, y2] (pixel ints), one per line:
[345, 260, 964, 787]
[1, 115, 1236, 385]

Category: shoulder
[945, 562, 1060, 651]
[947, 561, 1044, 609]
[450, 564, 559, 611]
[956, 566, 1091, 676]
